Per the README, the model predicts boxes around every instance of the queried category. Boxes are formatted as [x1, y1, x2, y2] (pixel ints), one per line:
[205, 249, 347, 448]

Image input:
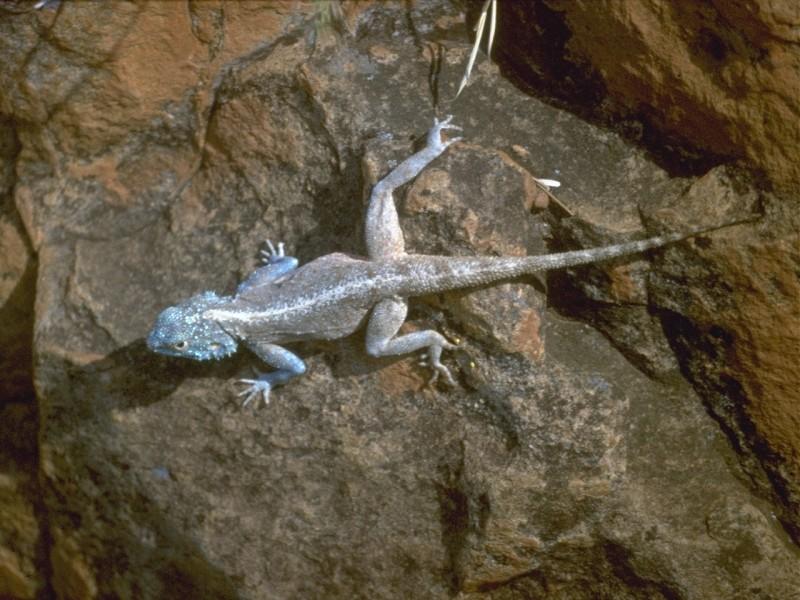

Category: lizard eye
[174, 341, 189, 351]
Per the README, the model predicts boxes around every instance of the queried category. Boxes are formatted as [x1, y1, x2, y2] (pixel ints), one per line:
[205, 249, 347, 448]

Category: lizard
[147, 115, 747, 407]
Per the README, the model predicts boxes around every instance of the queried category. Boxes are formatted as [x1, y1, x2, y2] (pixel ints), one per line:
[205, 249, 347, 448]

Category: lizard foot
[429, 115, 462, 152]
[427, 362, 457, 387]
[237, 378, 272, 408]
[419, 339, 458, 386]
[260, 240, 286, 265]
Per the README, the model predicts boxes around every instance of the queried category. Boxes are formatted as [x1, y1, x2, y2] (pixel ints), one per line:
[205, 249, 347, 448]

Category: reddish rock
[1, 1, 799, 598]
[492, 1, 800, 191]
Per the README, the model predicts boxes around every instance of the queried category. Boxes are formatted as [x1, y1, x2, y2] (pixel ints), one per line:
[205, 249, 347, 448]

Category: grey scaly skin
[147, 116, 742, 407]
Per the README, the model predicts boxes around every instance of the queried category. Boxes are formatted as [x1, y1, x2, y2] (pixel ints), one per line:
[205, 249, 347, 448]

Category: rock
[0, 110, 42, 600]
[1, 1, 799, 598]
[489, 1, 800, 192]
[488, 0, 800, 549]
[648, 171, 800, 540]
[50, 529, 97, 600]
[0, 116, 34, 406]
[0, 404, 43, 600]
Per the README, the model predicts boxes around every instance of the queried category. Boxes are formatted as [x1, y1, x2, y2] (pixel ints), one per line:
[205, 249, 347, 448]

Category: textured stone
[488, 0, 800, 547]
[0, 103, 41, 600]
[0, 404, 43, 600]
[50, 530, 97, 600]
[0, 117, 34, 406]
[1, 1, 799, 598]
[490, 1, 800, 191]
[647, 171, 800, 539]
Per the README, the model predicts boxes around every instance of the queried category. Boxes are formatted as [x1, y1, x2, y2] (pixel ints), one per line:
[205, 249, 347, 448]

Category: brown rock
[0, 120, 34, 405]
[0, 107, 42, 600]
[649, 187, 800, 535]
[50, 530, 97, 600]
[0, 403, 43, 600]
[1, 1, 799, 598]
[492, 1, 800, 191]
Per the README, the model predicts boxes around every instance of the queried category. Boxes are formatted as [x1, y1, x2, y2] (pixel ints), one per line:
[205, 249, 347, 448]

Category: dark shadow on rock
[659, 309, 800, 545]
[39, 341, 248, 598]
[435, 441, 469, 595]
[471, 387, 521, 453]
[603, 540, 682, 600]
[0, 401, 53, 599]
[116, 506, 244, 600]
[51, 339, 247, 418]
[0, 258, 36, 405]
[468, 0, 736, 179]
[40, 443, 244, 600]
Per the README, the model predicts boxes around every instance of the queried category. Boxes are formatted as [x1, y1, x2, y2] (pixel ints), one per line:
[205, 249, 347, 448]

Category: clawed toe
[434, 114, 462, 132]
[428, 364, 456, 387]
[430, 115, 462, 149]
[418, 343, 457, 387]
[442, 338, 459, 350]
[236, 378, 271, 408]
[260, 240, 287, 265]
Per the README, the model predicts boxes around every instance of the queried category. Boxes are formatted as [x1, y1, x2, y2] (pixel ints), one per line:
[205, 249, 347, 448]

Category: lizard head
[147, 291, 238, 361]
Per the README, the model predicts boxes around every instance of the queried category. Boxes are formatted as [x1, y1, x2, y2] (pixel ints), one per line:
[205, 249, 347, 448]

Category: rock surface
[0, 1, 798, 598]
[486, 0, 800, 546]
[0, 98, 43, 599]
[0, 403, 43, 600]
[490, 0, 800, 192]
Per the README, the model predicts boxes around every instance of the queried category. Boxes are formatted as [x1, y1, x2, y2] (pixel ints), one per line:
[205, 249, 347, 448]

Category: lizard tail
[400, 217, 755, 295]
[522, 217, 754, 273]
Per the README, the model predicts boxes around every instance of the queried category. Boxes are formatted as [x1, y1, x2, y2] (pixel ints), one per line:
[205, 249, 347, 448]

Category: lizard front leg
[236, 240, 299, 296]
[365, 115, 462, 260]
[237, 342, 306, 408]
[365, 297, 457, 385]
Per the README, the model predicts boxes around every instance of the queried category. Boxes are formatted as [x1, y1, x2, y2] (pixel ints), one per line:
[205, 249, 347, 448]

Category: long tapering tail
[398, 217, 755, 296]
[523, 217, 753, 272]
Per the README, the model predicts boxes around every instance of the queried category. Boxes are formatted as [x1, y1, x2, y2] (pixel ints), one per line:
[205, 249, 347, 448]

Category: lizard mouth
[145, 329, 165, 353]
[208, 342, 233, 360]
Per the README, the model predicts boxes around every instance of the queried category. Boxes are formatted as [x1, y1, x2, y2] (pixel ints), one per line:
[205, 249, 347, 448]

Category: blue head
[147, 291, 238, 361]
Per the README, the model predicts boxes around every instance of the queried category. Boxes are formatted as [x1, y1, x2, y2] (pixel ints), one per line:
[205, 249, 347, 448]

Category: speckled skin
[147, 117, 734, 407]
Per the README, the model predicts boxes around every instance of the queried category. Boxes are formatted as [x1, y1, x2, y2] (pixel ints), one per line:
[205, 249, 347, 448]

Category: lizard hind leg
[365, 297, 457, 386]
[364, 116, 462, 260]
